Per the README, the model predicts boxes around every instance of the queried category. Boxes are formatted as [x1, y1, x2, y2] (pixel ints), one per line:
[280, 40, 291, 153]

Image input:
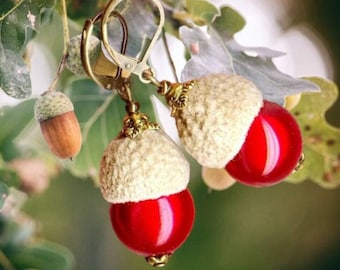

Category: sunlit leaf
[180, 26, 319, 104]
[150, 95, 180, 145]
[186, 0, 219, 25]
[0, 45, 31, 99]
[286, 77, 340, 188]
[212, 6, 246, 36]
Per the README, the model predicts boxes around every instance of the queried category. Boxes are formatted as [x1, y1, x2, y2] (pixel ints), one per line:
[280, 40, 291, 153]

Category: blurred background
[5, 0, 340, 269]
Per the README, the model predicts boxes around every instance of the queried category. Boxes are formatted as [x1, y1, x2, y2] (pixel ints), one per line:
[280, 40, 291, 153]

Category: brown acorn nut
[99, 129, 190, 204]
[34, 91, 82, 159]
[175, 73, 263, 168]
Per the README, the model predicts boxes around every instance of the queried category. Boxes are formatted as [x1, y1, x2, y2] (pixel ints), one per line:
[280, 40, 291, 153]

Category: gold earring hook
[81, 10, 129, 90]
[101, 0, 165, 80]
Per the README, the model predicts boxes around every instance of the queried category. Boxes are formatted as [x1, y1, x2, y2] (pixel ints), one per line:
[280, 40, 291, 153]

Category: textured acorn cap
[99, 129, 190, 204]
[65, 34, 100, 76]
[176, 73, 263, 168]
[34, 91, 74, 122]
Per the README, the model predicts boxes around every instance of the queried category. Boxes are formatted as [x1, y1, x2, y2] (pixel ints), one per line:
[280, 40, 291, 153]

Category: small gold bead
[145, 254, 171, 267]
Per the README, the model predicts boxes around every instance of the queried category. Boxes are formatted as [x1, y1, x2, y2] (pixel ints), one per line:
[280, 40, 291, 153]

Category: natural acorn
[159, 73, 263, 168]
[65, 34, 100, 76]
[99, 126, 194, 266]
[34, 91, 82, 159]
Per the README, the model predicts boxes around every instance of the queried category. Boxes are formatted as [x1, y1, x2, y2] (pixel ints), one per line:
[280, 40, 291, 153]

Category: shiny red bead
[109, 189, 195, 258]
[225, 100, 303, 187]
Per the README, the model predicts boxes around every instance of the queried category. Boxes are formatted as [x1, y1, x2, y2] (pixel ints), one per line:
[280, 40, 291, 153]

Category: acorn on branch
[65, 34, 100, 77]
[158, 73, 263, 168]
[99, 108, 195, 267]
[34, 91, 82, 159]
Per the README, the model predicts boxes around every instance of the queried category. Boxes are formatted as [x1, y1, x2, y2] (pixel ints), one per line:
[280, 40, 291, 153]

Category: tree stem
[161, 29, 179, 82]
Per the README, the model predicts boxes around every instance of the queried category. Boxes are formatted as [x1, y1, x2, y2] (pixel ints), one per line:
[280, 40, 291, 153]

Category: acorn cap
[99, 129, 190, 204]
[65, 34, 100, 76]
[34, 91, 74, 123]
[176, 73, 263, 168]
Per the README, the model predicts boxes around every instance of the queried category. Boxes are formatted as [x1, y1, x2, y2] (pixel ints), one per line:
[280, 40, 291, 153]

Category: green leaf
[212, 6, 246, 36]
[4, 240, 75, 270]
[0, 167, 20, 189]
[180, 26, 319, 104]
[66, 79, 124, 181]
[66, 76, 157, 182]
[0, 99, 35, 155]
[186, 0, 219, 25]
[0, 181, 9, 209]
[0, 0, 55, 99]
[286, 77, 340, 188]
[0, 45, 31, 99]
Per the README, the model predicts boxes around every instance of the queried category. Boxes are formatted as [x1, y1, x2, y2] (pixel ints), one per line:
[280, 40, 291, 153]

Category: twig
[81, 93, 117, 142]
[0, 0, 25, 21]
[161, 28, 179, 82]
[60, 0, 70, 55]
[47, 0, 70, 92]
[0, 249, 15, 270]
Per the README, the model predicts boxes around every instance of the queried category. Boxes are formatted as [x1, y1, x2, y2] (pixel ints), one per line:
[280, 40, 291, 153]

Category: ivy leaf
[180, 26, 319, 104]
[286, 77, 340, 188]
[0, 0, 55, 99]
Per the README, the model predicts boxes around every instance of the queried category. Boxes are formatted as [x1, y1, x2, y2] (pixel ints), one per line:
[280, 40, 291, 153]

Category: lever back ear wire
[81, 10, 128, 90]
[101, 0, 165, 80]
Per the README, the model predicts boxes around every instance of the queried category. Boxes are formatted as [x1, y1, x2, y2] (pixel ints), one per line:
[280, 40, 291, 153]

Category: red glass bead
[109, 189, 195, 259]
[225, 100, 302, 187]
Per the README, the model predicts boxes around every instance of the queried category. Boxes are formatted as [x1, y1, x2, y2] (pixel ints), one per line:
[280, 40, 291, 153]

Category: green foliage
[0, 100, 35, 155]
[66, 76, 157, 181]
[286, 77, 340, 188]
[212, 6, 246, 35]
[180, 25, 319, 104]
[3, 241, 75, 270]
[0, 0, 338, 269]
[0, 181, 9, 210]
[0, 0, 55, 99]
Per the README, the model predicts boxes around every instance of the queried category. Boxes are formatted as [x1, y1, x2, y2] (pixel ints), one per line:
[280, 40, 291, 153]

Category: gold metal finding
[118, 80, 159, 139]
[101, 0, 165, 80]
[157, 80, 195, 116]
[121, 101, 159, 139]
[145, 254, 171, 267]
[293, 153, 305, 173]
[81, 10, 128, 90]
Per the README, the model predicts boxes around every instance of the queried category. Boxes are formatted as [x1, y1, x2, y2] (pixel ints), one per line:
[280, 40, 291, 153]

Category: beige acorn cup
[65, 34, 100, 77]
[159, 73, 263, 168]
[99, 110, 190, 204]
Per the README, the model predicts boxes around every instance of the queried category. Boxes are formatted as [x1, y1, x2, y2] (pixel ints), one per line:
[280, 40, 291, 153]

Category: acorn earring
[80, 0, 195, 266]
